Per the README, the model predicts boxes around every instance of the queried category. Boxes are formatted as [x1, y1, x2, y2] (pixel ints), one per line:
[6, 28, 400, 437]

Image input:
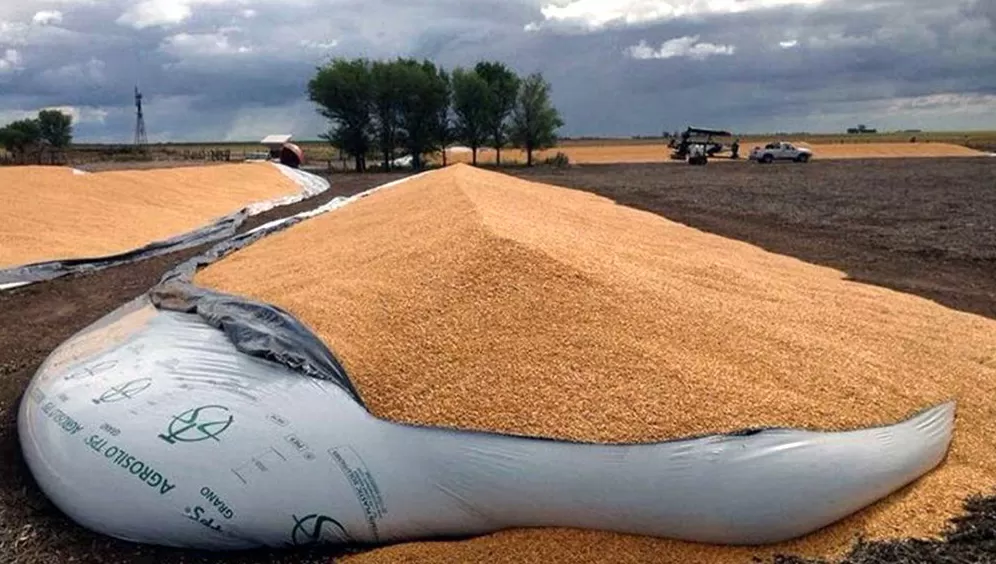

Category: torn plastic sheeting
[18, 293, 955, 550]
[0, 281, 32, 291]
[243, 163, 330, 215]
[150, 284, 364, 405]
[0, 163, 329, 290]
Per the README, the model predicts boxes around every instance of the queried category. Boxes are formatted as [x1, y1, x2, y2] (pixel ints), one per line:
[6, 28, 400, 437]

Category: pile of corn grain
[0, 163, 300, 268]
[196, 163, 996, 563]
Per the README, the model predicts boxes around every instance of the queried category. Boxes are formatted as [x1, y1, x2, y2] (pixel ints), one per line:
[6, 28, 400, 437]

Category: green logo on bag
[93, 378, 153, 404]
[158, 405, 233, 444]
[290, 514, 352, 546]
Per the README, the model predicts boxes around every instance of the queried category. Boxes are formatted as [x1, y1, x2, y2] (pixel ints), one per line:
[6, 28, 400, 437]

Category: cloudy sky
[1, 0, 994, 142]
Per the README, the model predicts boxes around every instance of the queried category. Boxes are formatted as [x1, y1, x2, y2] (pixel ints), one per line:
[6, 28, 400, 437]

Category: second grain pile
[0, 162, 301, 268]
[195, 163, 996, 563]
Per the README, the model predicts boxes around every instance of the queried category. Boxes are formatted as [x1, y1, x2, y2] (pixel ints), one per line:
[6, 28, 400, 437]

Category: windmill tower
[133, 86, 147, 147]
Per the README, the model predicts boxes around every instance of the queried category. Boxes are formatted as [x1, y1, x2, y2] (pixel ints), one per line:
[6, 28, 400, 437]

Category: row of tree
[307, 58, 563, 171]
[0, 109, 74, 163]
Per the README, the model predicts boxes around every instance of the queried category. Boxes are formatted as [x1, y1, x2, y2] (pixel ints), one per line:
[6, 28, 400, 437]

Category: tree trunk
[442, 148, 448, 167]
[526, 147, 533, 167]
[472, 147, 478, 166]
[496, 145, 502, 166]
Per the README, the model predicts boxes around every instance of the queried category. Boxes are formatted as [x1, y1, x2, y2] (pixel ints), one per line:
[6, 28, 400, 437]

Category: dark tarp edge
[0, 211, 245, 287]
[148, 189, 378, 407]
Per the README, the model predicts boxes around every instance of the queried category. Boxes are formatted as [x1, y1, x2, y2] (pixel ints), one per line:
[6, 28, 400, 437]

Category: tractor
[667, 127, 737, 164]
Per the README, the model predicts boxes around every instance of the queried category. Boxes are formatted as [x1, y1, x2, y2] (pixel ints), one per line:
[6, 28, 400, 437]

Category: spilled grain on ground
[787, 142, 984, 159]
[435, 142, 984, 165]
[0, 163, 300, 268]
[195, 163, 996, 563]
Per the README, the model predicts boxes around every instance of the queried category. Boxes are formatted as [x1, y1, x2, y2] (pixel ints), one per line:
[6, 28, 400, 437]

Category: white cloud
[791, 92, 996, 133]
[241, 8, 256, 18]
[0, 21, 29, 45]
[116, 0, 240, 29]
[807, 32, 876, 49]
[779, 39, 798, 48]
[0, 108, 36, 124]
[117, 0, 193, 29]
[528, 0, 826, 32]
[299, 39, 338, 50]
[885, 92, 996, 114]
[801, 19, 942, 52]
[32, 10, 64, 25]
[223, 99, 315, 141]
[0, 49, 23, 74]
[117, 0, 192, 28]
[0, 19, 91, 47]
[42, 105, 110, 124]
[38, 57, 106, 86]
[161, 31, 254, 57]
[625, 36, 735, 60]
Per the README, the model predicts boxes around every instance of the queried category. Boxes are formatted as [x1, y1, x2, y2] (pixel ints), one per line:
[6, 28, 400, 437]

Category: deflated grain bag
[18, 293, 954, 550]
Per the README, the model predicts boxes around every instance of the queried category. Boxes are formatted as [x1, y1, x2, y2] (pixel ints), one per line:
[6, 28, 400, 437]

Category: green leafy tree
[475, 61, 520, 166]
[0, 118, 42, 163]
[307, 58, 374, 172]
[451, 67, 490, 165]
[0, 126, 14, 157]
[435, 69, 453, 167]
[510, 72, 564, 167]
[37, 109, 73, 149]
[395, 59, 450, 171]
[371, 60, 404, 170]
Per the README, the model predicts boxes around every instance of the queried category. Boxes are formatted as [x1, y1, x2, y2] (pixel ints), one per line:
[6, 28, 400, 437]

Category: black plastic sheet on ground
[0, 211, 245, 289]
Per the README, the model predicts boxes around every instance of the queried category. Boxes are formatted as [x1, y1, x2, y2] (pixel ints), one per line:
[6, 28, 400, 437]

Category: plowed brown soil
[0, 162, 300, 269]
[437, 142, 984, 165]
[195, 163, 996, 564]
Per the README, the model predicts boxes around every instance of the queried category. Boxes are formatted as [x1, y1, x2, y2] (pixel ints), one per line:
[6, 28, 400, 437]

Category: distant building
[846, 124, 877, 134]
[260, 134, 293, 158]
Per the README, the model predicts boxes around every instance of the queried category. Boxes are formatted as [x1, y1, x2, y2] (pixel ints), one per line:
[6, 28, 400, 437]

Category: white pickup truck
[749, 141, 813, 163]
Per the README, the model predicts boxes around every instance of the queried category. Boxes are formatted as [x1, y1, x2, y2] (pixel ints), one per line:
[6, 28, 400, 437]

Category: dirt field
[47, 130, 996, 172]
[1, 158, 995, 564]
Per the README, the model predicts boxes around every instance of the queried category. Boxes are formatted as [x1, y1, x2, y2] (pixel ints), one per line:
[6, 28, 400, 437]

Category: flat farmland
[439, 141, 986, 165]
[50, 130, 996, 170]
[1, 156, 994, 564]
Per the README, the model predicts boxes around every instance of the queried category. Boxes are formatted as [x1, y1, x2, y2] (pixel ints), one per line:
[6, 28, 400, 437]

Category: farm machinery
[668, 127, 739, 165]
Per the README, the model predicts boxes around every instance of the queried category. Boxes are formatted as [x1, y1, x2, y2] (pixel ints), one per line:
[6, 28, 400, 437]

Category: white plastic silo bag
[19, 294, 954, 550]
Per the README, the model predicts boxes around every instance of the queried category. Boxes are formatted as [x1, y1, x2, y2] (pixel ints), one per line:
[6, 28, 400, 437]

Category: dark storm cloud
[1, 0, 993, 141]
[516, 0, 996, 134]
